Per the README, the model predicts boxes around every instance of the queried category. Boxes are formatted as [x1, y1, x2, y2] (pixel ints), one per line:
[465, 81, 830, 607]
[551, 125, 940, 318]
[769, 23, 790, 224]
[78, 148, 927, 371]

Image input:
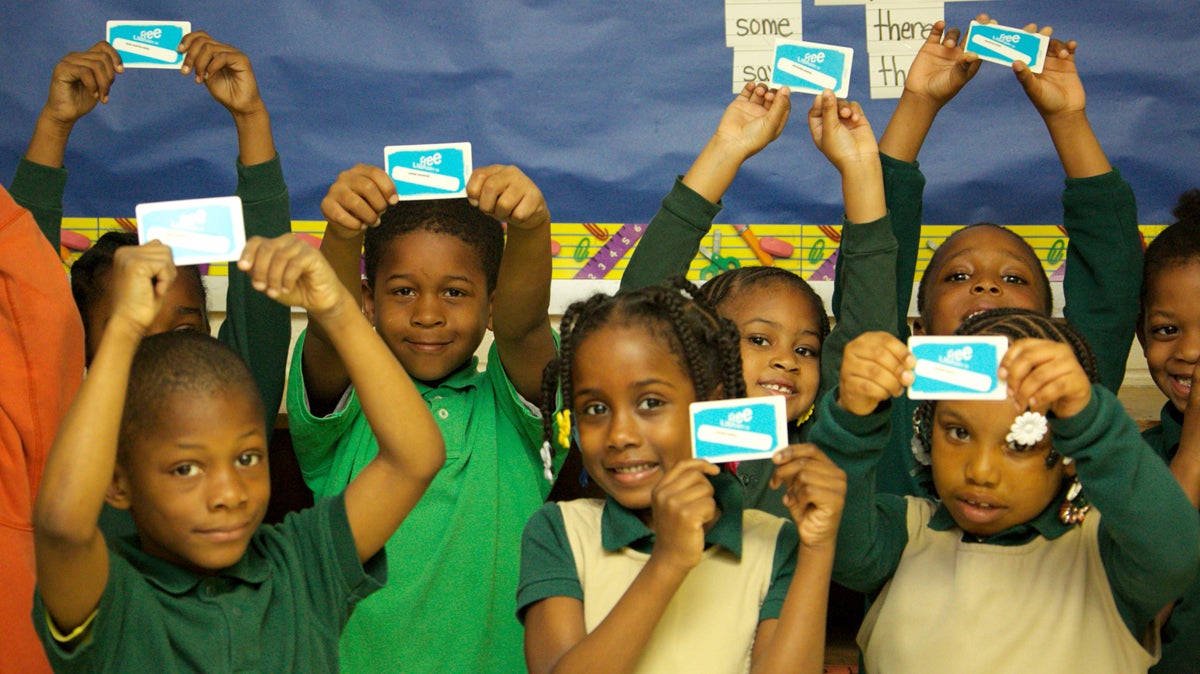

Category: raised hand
[838, 332, 915, 416]
[769, 444, 846, 548]
[238, 234, 351, 318]
[649, 459, 721, 572]
[177, 31, 265, 117]
[320, 164, 399, 237]
[107, 242, 177, 337]
[999, 338, 1092, 418]
[467, 165, 550, 230]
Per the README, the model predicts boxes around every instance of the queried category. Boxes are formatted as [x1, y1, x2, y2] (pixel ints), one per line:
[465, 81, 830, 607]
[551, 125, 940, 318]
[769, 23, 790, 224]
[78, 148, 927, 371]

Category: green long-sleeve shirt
[814, 385, 1199, 639]
[9, 155, 292, 431]
[874, 157, 1142, 498]
[1142, 403, 1200, 674]
[620, 177, 899, 517]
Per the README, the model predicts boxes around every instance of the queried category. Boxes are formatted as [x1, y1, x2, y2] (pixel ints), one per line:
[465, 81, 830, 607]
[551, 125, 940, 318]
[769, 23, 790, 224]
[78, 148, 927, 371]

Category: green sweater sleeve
[618, 177, 721, 293]
[1053, 386, 1200, 633]
[809, 389, 909, 593]
[1060, 169, 1141, 392]
[9, 156, 67, 250]
[832, 153, 924, 337]
[820, 213, 900, 395]
[219, 155, 292, 430]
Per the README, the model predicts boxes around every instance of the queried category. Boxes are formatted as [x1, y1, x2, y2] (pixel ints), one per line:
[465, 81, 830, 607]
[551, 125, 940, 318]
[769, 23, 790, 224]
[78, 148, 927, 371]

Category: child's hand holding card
[691, 396, 787, 463]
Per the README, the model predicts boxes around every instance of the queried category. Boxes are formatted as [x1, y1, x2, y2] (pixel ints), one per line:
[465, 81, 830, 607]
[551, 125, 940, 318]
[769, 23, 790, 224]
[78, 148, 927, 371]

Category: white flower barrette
[1006, 411, 1048, 451]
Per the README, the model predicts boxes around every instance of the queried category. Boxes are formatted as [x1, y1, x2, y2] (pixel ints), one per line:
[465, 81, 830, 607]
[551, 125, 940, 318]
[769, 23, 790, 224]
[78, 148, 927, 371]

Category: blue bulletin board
[1, 0, 1197, 236]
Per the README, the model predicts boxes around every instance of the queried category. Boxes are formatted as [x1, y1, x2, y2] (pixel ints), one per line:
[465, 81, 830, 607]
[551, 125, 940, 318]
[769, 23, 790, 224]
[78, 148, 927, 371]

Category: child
[620, 84, 896, 515]
[870, 18, 1141, 497]
[31, 233, 444, 671]
[819, 309, 1198, 673]
[518, 280, 845, 673]
[0, 186, 84, 673]
[291, 163, 560, 671]
[1136, 191, 1200, 673]
[9, 33, 291, 432]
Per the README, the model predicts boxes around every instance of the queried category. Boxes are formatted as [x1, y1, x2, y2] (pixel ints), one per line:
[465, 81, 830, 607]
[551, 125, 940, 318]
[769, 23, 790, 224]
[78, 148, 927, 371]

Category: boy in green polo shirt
[32, 234, 444, 671]
[290, 163, 561, 671]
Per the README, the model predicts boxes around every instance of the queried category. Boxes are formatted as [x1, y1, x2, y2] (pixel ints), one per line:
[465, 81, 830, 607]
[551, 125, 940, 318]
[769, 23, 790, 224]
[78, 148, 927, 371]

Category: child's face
[1141, 260, 1200, 413]
[719, 284, 823, 422]
[919, 227, 1046, 336]
[87, 270, 208, 360]
[113, 386, 270, 574]
[930, 399, 1067, 538]
[363, 231, 492, 383]
[572, 324, 697, 517]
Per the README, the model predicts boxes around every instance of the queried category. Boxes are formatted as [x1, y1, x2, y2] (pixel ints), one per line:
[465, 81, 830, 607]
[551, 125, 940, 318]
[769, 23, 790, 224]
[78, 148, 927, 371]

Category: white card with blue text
[769, 38, 853, 97]
[691, 396, 787, 464]
[909, 336, 1009, 400]
[964, 21, 1050, 74]
[106, 21, 190, 69]
[136, 196, 245, 266]
[384, 143, 472, 200]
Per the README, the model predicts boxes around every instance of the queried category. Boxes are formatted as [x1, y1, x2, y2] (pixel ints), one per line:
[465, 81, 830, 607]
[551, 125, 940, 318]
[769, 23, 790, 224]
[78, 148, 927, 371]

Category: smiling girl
[518, 279, 845, 674]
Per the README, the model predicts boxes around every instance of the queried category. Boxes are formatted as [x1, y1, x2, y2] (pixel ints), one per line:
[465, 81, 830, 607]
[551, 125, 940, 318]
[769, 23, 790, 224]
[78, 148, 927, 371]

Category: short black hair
[699, 266, 831, 342]
[363, 199, 505, 293]
[916, 223, 1052, 321]
[119, 331, 264, 458]
[71, 231, 208, 348]
[540, 277, 746, 453]
[1141, 190, 1200, 308]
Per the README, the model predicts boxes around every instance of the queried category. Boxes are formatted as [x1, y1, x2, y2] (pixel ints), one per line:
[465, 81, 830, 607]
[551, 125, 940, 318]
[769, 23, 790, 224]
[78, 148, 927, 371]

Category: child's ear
[361, 280, 376, 326]
[911, 318, 926, 336]
[106, 467, 133, 511]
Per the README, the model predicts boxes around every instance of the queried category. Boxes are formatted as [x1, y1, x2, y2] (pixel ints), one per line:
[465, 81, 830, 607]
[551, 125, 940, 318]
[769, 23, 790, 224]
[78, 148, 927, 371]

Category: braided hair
[539, 277, 746, 453]
[699, 266, 831, 341]
[911, 308, 1098, 486]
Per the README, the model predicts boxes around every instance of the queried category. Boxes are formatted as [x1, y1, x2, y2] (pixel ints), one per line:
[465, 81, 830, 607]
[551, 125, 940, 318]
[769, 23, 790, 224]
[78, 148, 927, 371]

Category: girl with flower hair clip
[809, 308, 1199, 673]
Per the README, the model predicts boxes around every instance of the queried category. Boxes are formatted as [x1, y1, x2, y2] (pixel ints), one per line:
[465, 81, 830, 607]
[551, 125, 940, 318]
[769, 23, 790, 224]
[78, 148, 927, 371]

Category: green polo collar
[927, 481, 1075, 545]
[600, 470, 746, 558]
[412, 355, 483, 395]
[113, 531, 271, 595]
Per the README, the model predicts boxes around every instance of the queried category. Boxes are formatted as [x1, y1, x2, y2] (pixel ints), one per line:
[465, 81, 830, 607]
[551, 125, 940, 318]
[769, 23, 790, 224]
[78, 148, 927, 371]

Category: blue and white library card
[691, 396, 787, 464]
[106, 21, 190, 69]
[964, 21, 1050, 74]
[136, 196, 245, 266]
[384, 143, 472, 201]
[909, 336, 1009, 400]
[769, 39, 853, 98]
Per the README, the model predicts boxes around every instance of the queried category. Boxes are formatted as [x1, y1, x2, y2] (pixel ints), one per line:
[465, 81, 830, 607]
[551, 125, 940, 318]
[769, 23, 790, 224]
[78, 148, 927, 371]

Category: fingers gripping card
[964, 21, 1050, 74]
[384, 143, 472, 200]
[691, 397, 787, 463]
[769, 39, 853, 97]
[136, 196, 246, 266]
[107, 21, 190, 68]
[908, 336, 1009, 400]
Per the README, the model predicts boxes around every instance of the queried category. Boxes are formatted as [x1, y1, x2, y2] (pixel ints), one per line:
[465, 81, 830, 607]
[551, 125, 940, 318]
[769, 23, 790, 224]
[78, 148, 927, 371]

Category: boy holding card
[290, 162, 561, 672]
[9, 32, 291, 434]
[0, 185, 85, 674]
[864, 17, 1141, 498]
[31, 233, 444, 671]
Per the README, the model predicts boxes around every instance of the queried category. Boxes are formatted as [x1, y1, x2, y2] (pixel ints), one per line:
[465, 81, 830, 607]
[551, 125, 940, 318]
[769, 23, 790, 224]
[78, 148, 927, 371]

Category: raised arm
[620, 83, 791, 293]
[469, 165, 557, 404]
[33, 243, 175, 632]
[238, 234, 443, 562]
[12, 42, 123, 248]
[755, 445, 846, 674]
[306, 165, 398, 414]
[1012, 33, 1139, 391]
[523, 460, 720, 674]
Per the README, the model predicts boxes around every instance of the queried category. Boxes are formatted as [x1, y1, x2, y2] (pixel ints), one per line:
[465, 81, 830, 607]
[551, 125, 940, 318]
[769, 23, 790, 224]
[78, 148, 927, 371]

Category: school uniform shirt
[31, 494, 386, 673]
[0, 186, 85, 674]
[816, 385, 1199, 674]
[620, 177, 901, 518]
[517, 471, 799, 673]
[288, 331, 564, 673]
[872, 159, 1142, 499]
[1142, 403, 1200, 674]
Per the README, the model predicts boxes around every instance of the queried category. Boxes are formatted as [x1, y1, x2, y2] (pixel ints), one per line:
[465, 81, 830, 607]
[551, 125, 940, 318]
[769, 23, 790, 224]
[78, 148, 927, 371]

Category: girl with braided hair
[816, 308, 1198, 673]
[518, 278, 844, 674]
